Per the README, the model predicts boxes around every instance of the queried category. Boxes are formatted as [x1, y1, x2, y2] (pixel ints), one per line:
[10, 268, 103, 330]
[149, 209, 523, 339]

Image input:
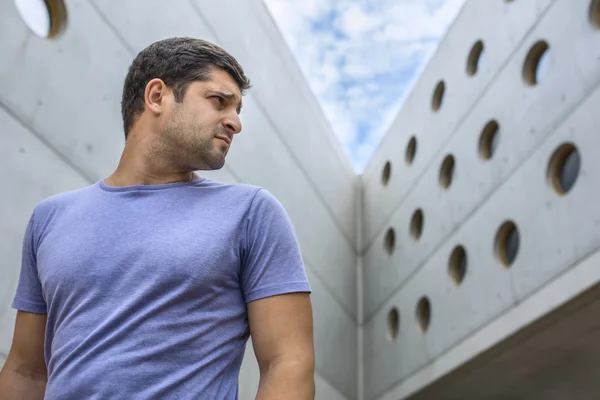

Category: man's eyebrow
[206, 89, 243, 113]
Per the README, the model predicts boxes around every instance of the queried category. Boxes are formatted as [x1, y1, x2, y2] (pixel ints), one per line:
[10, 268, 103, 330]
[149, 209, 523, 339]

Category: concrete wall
[0, 0, 358, 398]
[360, 0, 600, 398]
[5, 0, 597, 398]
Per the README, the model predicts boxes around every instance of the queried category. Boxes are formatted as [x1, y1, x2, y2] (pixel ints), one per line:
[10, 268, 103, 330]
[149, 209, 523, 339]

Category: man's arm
[0, 310, 48, 399]
[249, 292, 315, 399]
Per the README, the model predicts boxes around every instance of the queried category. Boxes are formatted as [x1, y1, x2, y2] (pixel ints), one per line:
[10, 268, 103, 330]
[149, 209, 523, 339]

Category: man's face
[161, 68, 243, 171]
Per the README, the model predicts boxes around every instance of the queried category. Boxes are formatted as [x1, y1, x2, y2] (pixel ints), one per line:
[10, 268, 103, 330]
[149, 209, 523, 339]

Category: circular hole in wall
[548, 143, 580, 195]
[14, 0, 68, 39]
[439, 154, 455, 189]
[387, 307, 400, 340]
[449, 245, 467, 285]
[406, 136, 417, 165]
[495, 221, 520, 267]
[590, 0, 600, 28]
[384, 228, 396, 256]
[382, 161, 391, 186]
[432, 81, 445, 112]
[523, 41, 550, 86]
[410, 209, 424, 241]
[467, 40, 485, 76]
[416, 297, 431, 333]
[479, 120, 500, 160]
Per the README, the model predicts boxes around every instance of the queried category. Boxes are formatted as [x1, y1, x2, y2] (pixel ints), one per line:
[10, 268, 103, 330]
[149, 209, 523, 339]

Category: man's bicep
[3, 310, 47, 378]
[242, 189, 314, 366]
[248, 292, 314, 370]
[12, 211, 47, 314]
[241, 189, 311, 301]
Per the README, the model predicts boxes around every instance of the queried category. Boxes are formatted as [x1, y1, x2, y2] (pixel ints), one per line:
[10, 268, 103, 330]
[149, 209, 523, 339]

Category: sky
[263, 0, 466, 173]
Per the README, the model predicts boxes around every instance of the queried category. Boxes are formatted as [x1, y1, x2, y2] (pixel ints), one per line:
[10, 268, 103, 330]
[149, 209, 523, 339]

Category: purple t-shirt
[12, 177, 311, 399]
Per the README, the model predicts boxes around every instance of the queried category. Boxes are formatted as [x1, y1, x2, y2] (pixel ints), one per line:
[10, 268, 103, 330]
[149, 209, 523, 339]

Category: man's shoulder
[32, 182, 97, 222]
[200, 177, 269, 204]
[200, 178, 285, 217]
[201, 176, 261, 194]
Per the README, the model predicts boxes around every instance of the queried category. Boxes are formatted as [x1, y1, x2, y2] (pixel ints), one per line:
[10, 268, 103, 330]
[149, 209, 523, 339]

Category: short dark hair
[121, 37, 252, 138]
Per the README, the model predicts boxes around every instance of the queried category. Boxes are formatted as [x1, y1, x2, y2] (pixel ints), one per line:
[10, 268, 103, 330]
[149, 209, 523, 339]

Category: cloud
[337, 4, 380, 36]
[263, 0, 466, 173]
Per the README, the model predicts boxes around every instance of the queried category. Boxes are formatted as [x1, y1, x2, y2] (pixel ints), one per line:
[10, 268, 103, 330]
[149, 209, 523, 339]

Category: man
[0, 37, 315, 399]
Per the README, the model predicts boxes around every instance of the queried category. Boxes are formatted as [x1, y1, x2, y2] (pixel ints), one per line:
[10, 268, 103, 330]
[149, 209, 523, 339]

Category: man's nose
[223, 114, 242, 134]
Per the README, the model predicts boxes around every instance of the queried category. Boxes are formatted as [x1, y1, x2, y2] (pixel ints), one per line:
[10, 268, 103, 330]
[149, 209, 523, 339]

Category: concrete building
[1, 0, 599, 399]
[360, 0, 600, 398]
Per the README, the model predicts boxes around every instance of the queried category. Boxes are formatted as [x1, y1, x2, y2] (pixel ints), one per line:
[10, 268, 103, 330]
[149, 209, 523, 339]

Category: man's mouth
[216, 136, 231, 145]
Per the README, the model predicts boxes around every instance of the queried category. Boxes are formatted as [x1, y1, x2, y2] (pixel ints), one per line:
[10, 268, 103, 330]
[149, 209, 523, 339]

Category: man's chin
[195, 158, 226, 171]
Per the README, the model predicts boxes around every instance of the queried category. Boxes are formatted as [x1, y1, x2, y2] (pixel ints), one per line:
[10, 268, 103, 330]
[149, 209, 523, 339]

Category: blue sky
[263, 0, 466, 173]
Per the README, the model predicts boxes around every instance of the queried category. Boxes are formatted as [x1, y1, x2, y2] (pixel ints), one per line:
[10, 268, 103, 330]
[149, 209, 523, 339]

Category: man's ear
[144, 78, 171, 115]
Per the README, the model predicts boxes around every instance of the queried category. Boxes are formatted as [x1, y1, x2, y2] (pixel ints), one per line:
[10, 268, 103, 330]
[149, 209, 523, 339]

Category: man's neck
[105, 141, 197, 187]
[103, 170, 197, 187]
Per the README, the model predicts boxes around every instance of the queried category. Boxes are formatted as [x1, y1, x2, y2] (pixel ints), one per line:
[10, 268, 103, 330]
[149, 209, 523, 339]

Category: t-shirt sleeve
[12, 211, 48, 314]
[241, 188, 311, 303]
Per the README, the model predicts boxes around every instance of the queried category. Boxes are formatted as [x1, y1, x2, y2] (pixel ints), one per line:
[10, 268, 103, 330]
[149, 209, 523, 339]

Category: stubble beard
[162, 111, 225, 171]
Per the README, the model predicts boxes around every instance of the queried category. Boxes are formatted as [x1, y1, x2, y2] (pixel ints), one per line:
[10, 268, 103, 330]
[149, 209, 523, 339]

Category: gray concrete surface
[3, 0, 600, 399]
[360, 0, 554, 256]
[363, 0, 600, 322]
[364, 64, 600, 400]
[360, 0, 600, 399]
[407, 259, 600, 399]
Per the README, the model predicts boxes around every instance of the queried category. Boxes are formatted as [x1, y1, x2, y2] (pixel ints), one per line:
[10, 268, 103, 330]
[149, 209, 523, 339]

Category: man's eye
[212, 96, 223, 104]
